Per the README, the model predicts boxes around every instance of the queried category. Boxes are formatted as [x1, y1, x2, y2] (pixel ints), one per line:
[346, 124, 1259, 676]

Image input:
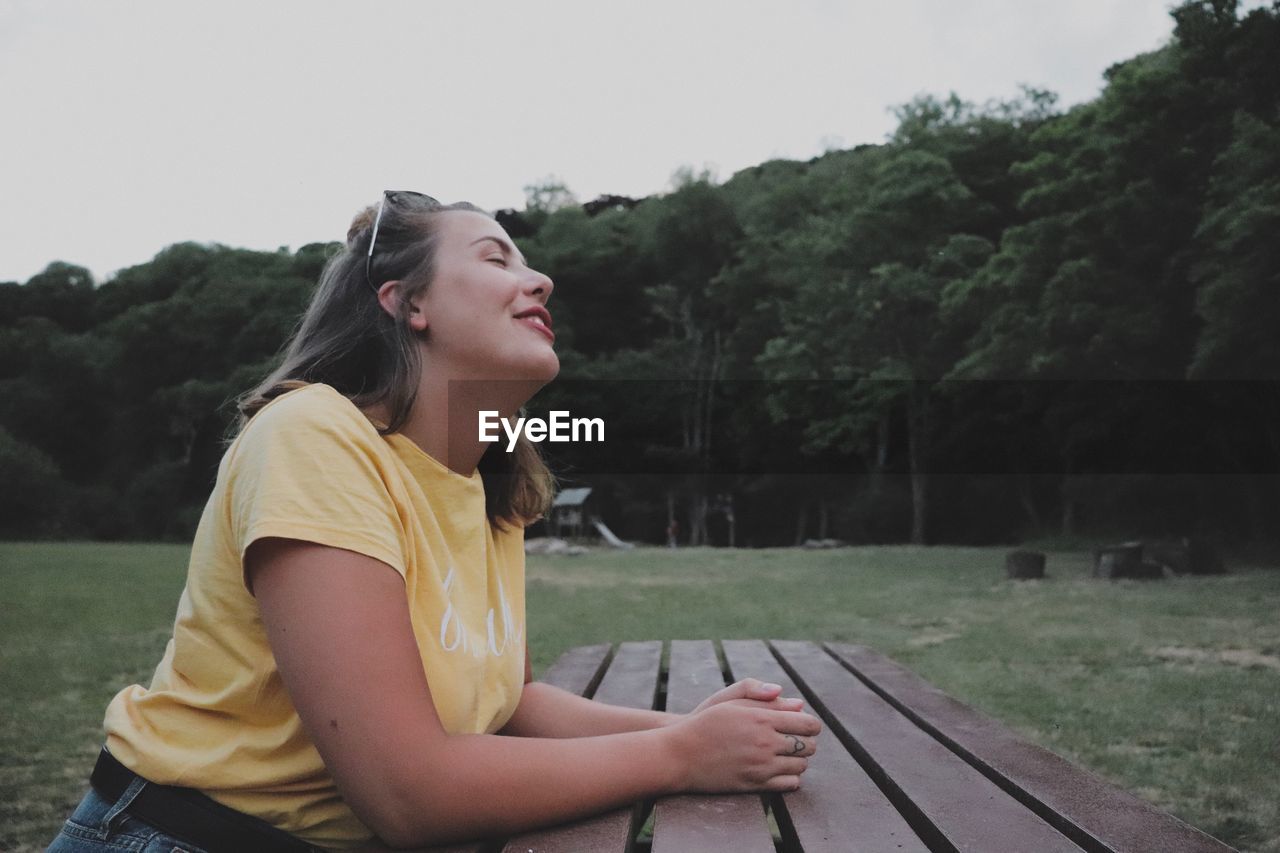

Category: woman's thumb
[746, 679, 783, 699]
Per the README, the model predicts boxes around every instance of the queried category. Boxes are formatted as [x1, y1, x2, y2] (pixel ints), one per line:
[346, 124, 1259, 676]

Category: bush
[0, 426, 68, 537]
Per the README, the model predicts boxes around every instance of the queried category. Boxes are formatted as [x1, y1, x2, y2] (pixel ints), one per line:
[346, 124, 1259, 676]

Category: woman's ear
[376, 280, 429, 333]
[375, 280, 403, 319]
[407, 303, 429, 334]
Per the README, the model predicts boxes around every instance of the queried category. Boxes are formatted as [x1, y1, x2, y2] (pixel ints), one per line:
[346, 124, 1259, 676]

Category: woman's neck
[390, 368, 543, 476]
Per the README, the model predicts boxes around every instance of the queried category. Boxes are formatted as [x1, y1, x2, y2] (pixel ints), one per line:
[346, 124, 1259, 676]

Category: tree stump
[1094, 541, 1163, 580]
[1006, 550, 1046, 580]
[1137, 560, 1167, 579]
[1187, 537, 1226, 575]
[1145, 539, 1190, 574]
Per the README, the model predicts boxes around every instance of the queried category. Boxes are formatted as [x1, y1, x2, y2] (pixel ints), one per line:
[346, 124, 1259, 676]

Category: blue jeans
[47, 782, 207, 853]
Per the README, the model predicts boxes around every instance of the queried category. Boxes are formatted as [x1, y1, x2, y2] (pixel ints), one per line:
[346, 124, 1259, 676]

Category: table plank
[722, 640, 929, 853]
[501, 642, 662, 853]
[826, 643, 1236, 853]
[592, 640, 663, 708]
[537, 642, 611, 696]
[662, 640, 727, 714]
[771, 640, 1083, 853]
[651, 640, 775, 853]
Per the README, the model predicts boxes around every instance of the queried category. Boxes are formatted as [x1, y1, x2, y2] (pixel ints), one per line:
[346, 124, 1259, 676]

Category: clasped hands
[692, 678, 820, 759]
[666, 678, 820, 793]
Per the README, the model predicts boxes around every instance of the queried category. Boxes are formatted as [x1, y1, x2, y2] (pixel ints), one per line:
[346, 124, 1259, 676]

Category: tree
[1188, 110, 1280, 378]
[19, 262, 95, 332]
[951, 0, 1280, 534]
[756, 133, 998, 542]
[630, 175, 744, 545]
[0, 425, 66, 537]
[520, 176, 580, 233]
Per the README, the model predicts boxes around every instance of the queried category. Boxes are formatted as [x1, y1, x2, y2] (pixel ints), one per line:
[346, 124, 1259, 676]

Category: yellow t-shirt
[103, 383, 527, 848]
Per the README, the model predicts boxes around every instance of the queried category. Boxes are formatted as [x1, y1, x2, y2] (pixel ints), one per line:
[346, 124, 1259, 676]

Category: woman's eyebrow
[471, 235, 527, 266]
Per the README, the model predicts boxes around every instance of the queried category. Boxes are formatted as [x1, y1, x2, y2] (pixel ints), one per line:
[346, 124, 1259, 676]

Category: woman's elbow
[364, 801, 451, 850]
[358, 767, 482, 849]
[373, 815, 491, 851]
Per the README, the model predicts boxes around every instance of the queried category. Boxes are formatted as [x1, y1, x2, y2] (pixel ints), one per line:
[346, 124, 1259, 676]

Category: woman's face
[406, 210, 559, 383]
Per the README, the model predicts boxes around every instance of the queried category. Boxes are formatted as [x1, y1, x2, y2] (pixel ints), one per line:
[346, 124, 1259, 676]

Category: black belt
[90, 747, 318, 853]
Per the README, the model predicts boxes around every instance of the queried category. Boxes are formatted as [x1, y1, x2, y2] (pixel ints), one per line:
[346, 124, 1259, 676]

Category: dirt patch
[906, 630, 962, 648]
[897, 614, 962, 629]
[1150, 646, 1280, 672]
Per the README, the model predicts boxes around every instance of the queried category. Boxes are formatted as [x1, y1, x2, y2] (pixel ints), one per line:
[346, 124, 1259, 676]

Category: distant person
[667, 517, 680, 548]
[50, 192, 819, 851]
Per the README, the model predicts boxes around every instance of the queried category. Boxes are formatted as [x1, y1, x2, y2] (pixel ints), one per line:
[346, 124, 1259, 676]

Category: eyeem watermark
[479, 411, 605, 451]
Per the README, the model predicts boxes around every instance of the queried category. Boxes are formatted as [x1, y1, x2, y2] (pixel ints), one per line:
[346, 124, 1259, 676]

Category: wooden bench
[432, 640, 1235, 852]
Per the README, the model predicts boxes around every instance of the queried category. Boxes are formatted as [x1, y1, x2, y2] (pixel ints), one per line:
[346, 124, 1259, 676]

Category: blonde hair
[236, 197, 555, 528]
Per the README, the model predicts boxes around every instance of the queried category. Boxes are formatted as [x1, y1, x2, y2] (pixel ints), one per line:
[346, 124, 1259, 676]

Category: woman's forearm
[376, 697, 819, 847]
[499, 682, 680, 738]
[378, 726, 684, 847]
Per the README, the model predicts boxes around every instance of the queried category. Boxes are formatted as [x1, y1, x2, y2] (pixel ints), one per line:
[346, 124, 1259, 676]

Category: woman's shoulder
[235, 383, 383, 451]
[254, 382, 369, 425]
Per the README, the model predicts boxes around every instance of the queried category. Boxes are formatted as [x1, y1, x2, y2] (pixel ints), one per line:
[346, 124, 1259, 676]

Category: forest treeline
[2, 0, 1278, 546]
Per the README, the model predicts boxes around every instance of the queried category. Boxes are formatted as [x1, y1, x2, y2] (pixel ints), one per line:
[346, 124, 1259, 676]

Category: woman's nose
[527, 269, 554, 300]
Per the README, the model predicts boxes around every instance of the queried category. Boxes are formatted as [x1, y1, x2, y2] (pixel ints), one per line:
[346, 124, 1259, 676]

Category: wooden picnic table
[433, 640, 1235, 853]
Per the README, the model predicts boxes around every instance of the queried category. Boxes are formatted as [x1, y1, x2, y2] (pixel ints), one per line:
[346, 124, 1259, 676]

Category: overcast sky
[2, 0, 1192, 284]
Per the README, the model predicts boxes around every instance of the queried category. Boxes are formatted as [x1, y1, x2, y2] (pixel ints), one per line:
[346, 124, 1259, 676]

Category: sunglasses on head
[366, 190, 441, 290]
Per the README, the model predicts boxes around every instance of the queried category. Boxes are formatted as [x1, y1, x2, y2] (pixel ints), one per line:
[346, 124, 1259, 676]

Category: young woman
[49, 192, 820, 851]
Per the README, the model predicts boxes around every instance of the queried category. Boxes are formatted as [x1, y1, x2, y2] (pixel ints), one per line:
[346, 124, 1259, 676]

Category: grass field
[3, 541, 1278, 851]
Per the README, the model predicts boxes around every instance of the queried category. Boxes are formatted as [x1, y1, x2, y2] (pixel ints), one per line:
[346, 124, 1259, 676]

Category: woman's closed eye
[487, 255, 508, 267]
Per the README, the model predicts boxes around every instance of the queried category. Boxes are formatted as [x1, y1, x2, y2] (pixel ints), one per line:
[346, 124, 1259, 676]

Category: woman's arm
[501, 652, 806, 738]
[248, 538, 820, 848]
[500, 681, 679, 737]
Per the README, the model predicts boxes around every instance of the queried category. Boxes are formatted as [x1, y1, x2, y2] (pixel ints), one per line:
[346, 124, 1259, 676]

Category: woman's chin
[520, 349, 560, 383]
[540, 351, 561, 381]
[489, 350, 559, 384]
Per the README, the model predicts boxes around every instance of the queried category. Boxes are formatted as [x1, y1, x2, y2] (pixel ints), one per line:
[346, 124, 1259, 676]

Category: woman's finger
[770, 756, 809, 777]
[765, 709, 823, 737]
[778, 733, 816, 757]
[741, 679, 783, 700]
[723, 695, 804, 712]
[692, 679, 785, 715]
[764, 774, 803, 793]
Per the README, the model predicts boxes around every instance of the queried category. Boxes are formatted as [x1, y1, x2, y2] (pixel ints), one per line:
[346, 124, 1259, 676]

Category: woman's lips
[517, 315, 555, 342]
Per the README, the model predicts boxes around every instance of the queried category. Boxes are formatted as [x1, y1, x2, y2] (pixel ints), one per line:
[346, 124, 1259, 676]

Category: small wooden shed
[550, 487, 593, 539]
